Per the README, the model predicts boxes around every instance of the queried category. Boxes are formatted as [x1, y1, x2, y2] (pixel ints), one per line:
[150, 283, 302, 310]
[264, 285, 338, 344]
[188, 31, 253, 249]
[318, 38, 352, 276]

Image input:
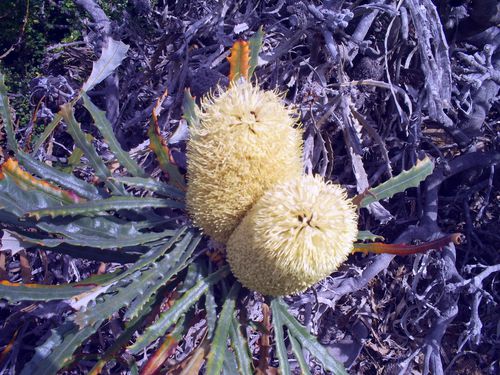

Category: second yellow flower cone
[227, 174, 359, 296]
[186, 81, 303, 243]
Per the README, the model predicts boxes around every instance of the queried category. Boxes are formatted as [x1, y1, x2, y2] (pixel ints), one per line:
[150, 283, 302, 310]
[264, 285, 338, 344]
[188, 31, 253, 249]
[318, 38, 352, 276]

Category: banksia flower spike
[186, 81, 303, 243]
[227, 174, 358, 296]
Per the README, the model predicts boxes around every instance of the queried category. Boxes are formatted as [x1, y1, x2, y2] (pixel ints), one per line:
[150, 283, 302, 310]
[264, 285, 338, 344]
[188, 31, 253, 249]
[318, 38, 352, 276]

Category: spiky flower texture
[186, 82, 303, 243]
[227, 175, 358, 296]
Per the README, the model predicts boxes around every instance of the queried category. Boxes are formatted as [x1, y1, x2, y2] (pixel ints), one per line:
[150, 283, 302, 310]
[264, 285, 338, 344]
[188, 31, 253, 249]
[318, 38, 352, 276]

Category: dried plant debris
[0, 0, 499, 374]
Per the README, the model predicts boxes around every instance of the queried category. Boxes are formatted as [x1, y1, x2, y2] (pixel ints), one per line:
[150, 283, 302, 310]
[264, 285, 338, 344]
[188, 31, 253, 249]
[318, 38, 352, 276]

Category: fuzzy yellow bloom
[186, 81, 303, 243]
[226, 175, 358, 296]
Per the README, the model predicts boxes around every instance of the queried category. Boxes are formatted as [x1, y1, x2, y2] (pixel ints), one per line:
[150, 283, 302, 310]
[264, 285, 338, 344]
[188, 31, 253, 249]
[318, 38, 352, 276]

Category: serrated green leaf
[248, 26, 264, 78]
[205, 285, 217, 339]
[206, 282, 241, 375]
[81, 38, 129, 93]
[73, 239, 190, 327]
[20, 321, 101, 375]
[60, 103, 125, 195]
[359, 156, 434, 207]
[17, 228, 175, 250]
[17, 150, 101, 200]
[357, 230, 384, 242]
[28, 196, 183, 219]
[177, 262, 202, 294]
[289, 333, 311, 375]
[107, 227, 186, 283]
[275, 299, 347, 375]
[83, 94, 146, 177]
[0, 174, 61, 217]
[0, 72, 18, 151]
[270, 299, 291, 375]
[222, 347, 239, 375]
[230, 315, 253, 375]
[128, 266, 230, 354]
[0, 280, 94, 302]
[2, 158, 82, 204]
[111, 176, 184, 200]
[123, 233, 201, 320]
[182, 88, 200, 127]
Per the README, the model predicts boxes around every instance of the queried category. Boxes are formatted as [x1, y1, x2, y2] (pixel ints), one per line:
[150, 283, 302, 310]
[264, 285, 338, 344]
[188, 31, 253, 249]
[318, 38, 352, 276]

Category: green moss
[0, 0, 82, 129]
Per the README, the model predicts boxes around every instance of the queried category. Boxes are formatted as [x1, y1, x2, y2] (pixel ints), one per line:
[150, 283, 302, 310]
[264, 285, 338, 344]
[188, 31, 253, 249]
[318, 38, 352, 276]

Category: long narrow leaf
[205, 285, 217, 339]
[28, 196, 183, 219]
[222, 347, 239, 375]
[275, 299, 347, 375]
[2, 158, 83, 204]
[289, 333, 311, 375]
[128, 266, 229, 354]
[0, 280, 94, 302]
[229, 315, 253, 375]
[205, 283, 241, 375]
[20, 322, 101, 375]
[123, 234, 201, 320]
[60, 103, 125, 195]
[270, 298, 291, 375]
[17, 150, 101, 200]
[140, 318, 186, 375]
[83, 94, 146, 177]
[148, 91, 185, 188]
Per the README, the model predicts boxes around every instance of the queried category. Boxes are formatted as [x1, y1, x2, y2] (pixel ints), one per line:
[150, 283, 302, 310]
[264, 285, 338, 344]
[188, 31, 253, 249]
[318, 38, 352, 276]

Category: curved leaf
[61, 103, 125, 195]
[1, 158, 83, 204]
[17, 150, 101, 200]
[83, 94, 146, 178]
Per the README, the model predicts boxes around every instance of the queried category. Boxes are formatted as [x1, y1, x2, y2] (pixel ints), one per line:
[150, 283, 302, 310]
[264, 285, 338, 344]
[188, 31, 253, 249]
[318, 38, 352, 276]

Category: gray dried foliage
[1, 0, 499, 374]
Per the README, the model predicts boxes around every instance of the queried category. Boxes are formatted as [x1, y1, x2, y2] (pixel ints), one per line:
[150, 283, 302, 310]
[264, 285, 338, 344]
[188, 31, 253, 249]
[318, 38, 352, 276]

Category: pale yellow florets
[186, 81, 303, 243]
[226, 174, 358, 296]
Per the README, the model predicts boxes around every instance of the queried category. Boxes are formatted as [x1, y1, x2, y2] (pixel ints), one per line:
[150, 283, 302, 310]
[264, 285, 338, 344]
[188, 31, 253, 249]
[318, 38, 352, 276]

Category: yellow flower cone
[227, 174, 358, 296]
[186, 81, 303, 243]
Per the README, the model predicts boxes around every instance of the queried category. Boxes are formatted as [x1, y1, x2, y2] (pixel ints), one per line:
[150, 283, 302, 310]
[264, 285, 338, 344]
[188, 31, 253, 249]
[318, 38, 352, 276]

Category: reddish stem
[353, 233, 464, 255]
